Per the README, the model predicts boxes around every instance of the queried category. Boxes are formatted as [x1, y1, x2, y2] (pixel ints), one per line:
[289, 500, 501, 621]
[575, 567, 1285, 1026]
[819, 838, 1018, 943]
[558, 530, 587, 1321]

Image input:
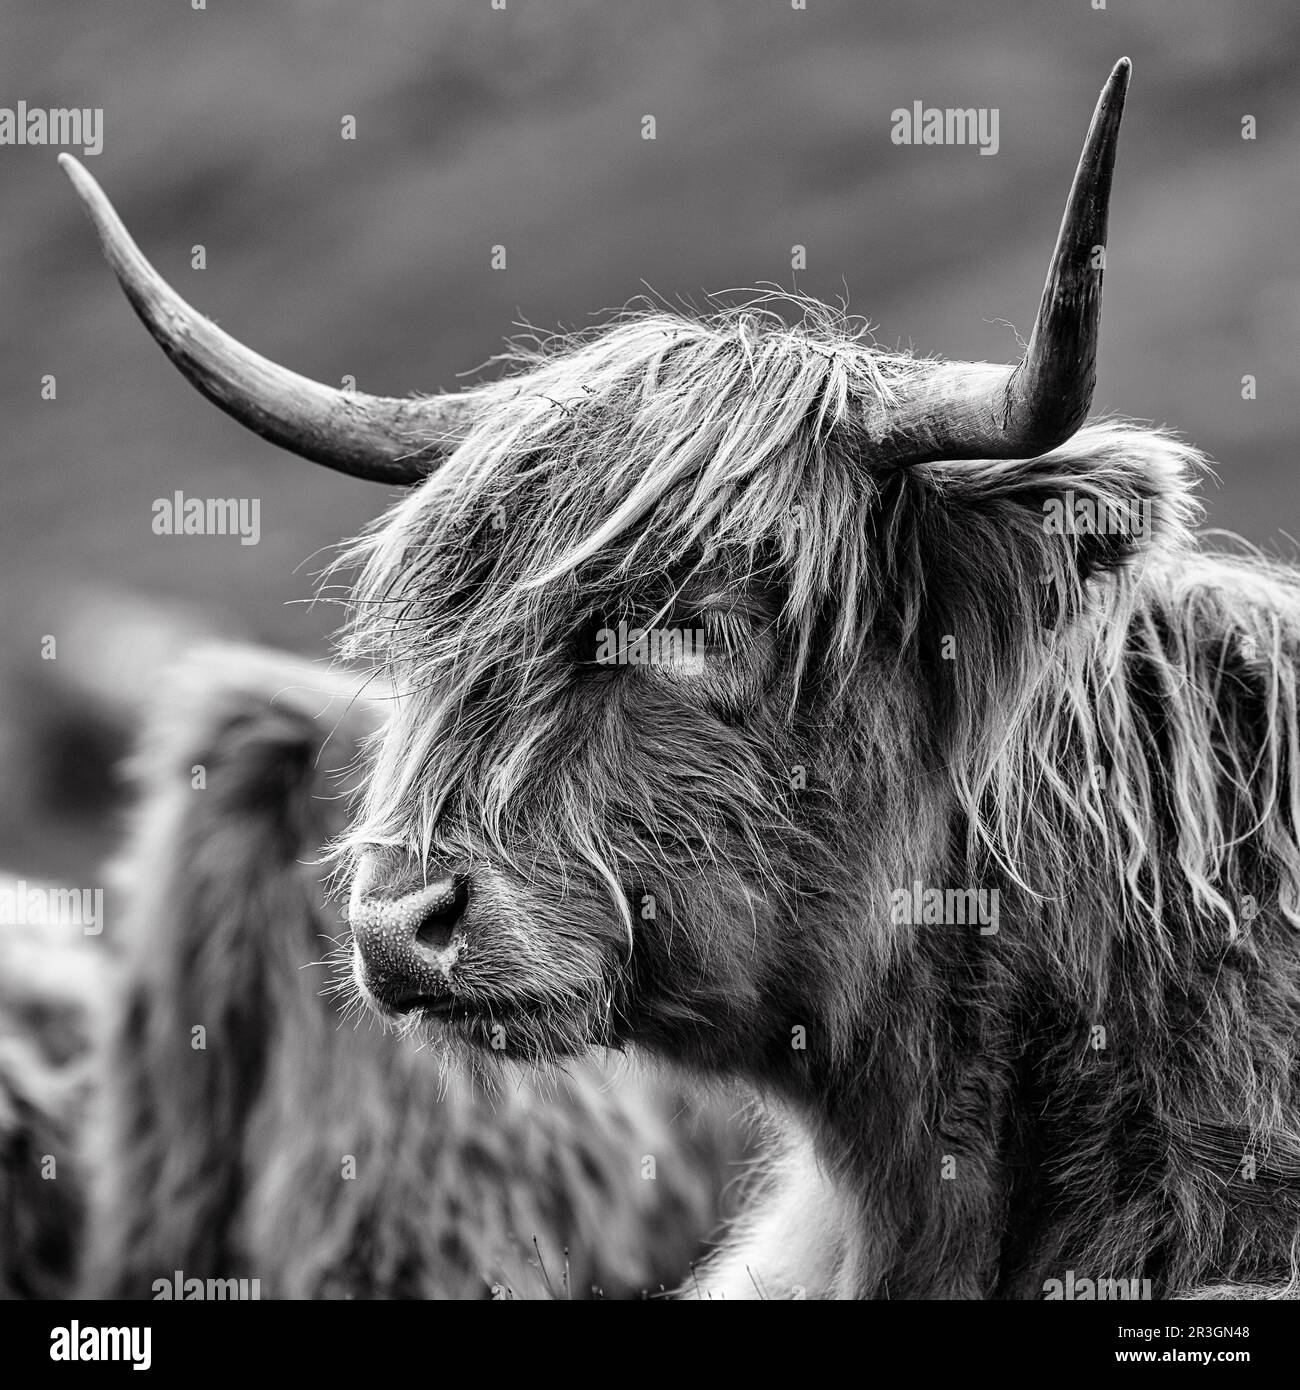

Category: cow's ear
[917, 424, 1204, 629]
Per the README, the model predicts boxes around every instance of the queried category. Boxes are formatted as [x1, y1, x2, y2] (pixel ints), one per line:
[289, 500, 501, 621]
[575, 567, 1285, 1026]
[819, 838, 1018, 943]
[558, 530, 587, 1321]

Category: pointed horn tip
[58, 152, 111, 226]
[58, 151, 91, 191]
[1106, 57, 1132, 96]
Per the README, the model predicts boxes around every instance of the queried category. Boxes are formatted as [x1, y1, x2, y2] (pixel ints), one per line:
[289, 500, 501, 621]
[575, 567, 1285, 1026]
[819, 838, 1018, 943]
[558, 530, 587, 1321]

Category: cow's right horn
[59, 154, 468, 485]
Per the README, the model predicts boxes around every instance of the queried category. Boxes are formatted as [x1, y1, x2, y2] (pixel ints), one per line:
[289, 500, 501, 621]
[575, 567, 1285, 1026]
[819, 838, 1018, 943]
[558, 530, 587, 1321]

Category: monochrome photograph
[0, 0, 1295, 1365]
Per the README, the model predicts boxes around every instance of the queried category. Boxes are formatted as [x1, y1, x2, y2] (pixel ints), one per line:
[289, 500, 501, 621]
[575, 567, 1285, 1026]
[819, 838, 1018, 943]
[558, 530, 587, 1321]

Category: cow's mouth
[361, 969, 608, 1057]
[403, 993, 458, 1017]
[402, 992, 522, 1026]
[360, 969, 526, 1026]
[359, 983, 463, 1021]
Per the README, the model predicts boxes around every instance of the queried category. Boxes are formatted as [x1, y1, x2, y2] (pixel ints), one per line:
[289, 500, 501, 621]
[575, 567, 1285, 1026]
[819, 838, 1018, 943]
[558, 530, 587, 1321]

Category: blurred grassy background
[1, 0, 1297, 879]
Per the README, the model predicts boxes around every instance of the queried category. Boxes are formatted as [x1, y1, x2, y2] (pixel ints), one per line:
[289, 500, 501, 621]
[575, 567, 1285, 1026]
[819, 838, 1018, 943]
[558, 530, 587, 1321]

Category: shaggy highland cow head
[63, 62, 1210, 1078]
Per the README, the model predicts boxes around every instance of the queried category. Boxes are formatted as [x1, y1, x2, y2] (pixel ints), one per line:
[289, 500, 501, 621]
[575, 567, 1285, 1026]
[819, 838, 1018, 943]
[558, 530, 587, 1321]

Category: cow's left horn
[872, 57, 1131, 466]
[59, 155, 468, 484]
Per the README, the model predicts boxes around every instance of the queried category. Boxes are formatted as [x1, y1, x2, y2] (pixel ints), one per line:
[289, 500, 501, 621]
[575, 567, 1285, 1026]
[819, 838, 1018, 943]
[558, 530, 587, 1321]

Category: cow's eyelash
[569, 609, 753, 672]
[699, 611, 752, 660]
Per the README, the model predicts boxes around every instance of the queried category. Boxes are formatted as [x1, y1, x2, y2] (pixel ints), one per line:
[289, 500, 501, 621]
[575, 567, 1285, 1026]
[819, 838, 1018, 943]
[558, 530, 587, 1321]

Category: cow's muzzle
[349, 869, 470, 1013]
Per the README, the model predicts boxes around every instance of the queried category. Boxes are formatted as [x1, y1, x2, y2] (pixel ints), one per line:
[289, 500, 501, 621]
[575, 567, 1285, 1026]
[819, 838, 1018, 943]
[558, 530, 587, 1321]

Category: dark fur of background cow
[0, 904, 102, 1298]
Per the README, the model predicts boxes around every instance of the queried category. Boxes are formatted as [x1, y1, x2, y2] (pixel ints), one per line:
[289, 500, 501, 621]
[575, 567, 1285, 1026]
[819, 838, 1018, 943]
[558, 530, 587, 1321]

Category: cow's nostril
[350, 868, 474, 1010]
[414, 875, 470, 952]
[350, 873, 471, 970]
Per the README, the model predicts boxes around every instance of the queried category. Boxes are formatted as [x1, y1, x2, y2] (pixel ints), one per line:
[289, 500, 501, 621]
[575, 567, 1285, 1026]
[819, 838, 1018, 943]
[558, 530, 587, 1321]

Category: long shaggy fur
[81, 645, 739, 1299]
[332, 297, 1300, 1297]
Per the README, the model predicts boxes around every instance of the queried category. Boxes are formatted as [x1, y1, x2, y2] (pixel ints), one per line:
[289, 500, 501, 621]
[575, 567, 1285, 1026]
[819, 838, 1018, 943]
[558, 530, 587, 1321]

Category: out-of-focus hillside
[1, 0, 1297, 877]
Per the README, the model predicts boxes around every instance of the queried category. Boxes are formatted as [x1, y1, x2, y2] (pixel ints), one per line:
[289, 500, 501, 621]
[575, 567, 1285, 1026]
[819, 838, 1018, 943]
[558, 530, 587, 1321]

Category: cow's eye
[583, 614, 710, 671]
[579, 609, 743, 669]
[698, 609, 755, 664]
[576, 592, 777, 695]
[653, 604, 775, 690]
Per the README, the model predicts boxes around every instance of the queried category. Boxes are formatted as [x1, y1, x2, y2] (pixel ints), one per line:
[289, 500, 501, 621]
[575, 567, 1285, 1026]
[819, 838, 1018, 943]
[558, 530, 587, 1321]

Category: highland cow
[78, 645, 736, 1299]
[62, 57, 1300, 1298]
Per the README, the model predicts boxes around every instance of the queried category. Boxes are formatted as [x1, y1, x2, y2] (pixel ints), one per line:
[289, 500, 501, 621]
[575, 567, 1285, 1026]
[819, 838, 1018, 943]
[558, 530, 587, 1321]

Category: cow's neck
[772, 870, 1057, 1298]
